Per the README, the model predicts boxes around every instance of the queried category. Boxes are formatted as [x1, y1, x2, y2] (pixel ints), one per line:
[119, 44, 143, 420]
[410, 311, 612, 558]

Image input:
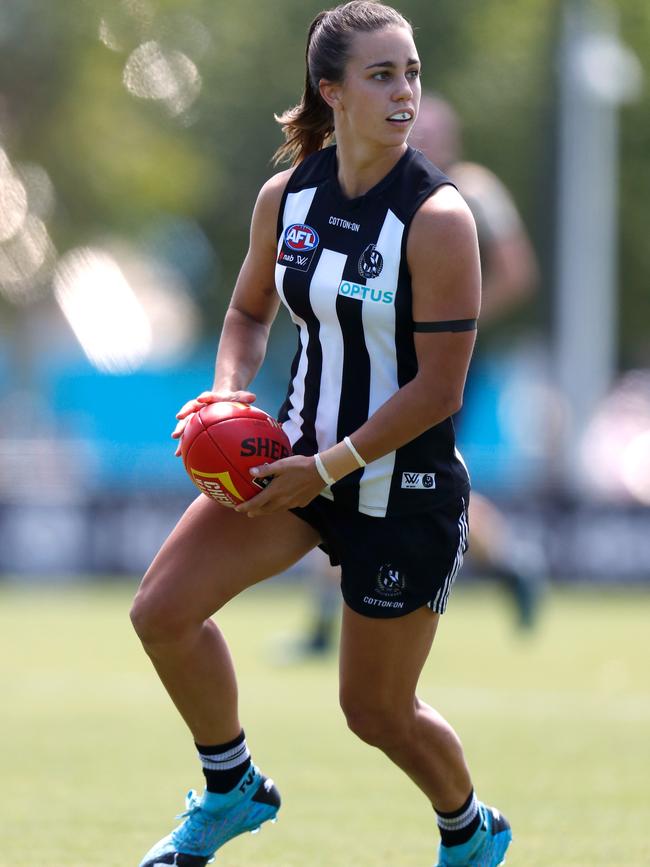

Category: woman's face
[327, 25, 421, 150]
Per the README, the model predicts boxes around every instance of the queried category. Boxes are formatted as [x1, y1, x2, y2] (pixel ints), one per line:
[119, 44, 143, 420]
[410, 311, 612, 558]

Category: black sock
[196, 730, 252, 794]
[436, 789, 482, 847]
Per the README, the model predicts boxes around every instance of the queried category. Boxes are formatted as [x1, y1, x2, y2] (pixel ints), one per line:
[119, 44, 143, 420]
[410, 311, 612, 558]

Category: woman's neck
[334, 138, 408, 199]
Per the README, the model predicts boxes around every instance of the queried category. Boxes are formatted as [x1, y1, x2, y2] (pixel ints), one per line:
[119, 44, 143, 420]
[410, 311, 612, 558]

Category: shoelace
[176, 790, 203, 820]
[173, 790, 217, 845]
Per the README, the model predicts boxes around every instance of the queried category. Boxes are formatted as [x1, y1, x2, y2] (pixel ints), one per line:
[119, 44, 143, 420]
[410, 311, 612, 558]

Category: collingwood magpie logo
[358, 243, 384, 279]
[376, 563, 406, 598]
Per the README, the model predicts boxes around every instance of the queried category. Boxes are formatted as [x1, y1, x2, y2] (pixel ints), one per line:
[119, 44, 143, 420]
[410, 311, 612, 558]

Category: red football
[180, 401, 291, 507]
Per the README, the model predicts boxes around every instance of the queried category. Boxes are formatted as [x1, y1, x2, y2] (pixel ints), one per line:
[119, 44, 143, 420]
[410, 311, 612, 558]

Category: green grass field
[1, 580, 649, 867]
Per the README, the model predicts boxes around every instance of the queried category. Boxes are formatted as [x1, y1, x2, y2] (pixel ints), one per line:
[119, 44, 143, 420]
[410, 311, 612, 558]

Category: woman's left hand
[235, 454, 325, 517]
[172, 389, 256, 456]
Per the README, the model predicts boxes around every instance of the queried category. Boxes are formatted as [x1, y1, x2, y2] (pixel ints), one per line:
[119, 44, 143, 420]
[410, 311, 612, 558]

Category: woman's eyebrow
[364, 58, 420, 70]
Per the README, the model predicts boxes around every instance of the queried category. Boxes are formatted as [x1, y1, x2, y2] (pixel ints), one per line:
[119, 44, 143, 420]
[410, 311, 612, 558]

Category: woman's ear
[319, 79, 343, 111]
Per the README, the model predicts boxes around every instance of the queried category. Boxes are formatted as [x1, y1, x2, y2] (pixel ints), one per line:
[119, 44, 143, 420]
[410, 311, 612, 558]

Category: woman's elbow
[420, 388, 463, 424]
[441, 391, 463, 420]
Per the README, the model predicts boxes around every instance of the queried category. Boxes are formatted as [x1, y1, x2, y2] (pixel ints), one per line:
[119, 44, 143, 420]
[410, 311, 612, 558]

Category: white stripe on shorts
[429, 497, 469, 614]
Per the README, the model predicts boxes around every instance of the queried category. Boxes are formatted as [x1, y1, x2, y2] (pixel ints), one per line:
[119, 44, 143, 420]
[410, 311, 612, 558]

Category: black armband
[413, 318, 477, 333]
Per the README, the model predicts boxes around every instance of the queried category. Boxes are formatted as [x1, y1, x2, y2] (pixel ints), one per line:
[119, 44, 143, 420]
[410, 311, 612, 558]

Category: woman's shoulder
[258, 166, 296, 207]
[408, 183, 478, 259]
[250, 167, 296, 233]
[406, 183, 481, 308]
[256, 147, 336, 215]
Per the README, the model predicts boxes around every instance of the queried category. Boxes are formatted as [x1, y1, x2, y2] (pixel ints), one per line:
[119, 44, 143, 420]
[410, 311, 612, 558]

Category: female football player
[131, 3, 512, 865]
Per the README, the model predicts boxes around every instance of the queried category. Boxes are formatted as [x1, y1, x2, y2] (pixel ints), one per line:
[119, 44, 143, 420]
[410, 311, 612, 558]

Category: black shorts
[291, 494, 469, 619]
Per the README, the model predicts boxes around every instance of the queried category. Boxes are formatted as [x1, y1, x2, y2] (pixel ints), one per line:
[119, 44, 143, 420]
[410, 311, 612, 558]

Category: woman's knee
[129, 582, 196, 647]
[340, 692, 414, 749]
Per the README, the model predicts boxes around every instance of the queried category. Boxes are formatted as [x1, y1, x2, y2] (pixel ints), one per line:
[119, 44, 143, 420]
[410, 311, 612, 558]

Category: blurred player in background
[412, 93, 543, 629]
[130, 5, 512, 866]
[293, 91, 542, 659]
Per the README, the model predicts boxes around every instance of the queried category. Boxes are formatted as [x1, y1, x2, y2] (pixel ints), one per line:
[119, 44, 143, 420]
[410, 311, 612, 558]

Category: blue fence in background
[4, 338, 547, 495]
[4, 339, 648, 581]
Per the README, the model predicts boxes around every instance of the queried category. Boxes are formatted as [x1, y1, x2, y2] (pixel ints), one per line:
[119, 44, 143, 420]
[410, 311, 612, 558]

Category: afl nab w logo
[284, 224, 319, 251]
[358, 243, 384, 279]
[278, 223, 320, 273]
[376, 563, 406, 598]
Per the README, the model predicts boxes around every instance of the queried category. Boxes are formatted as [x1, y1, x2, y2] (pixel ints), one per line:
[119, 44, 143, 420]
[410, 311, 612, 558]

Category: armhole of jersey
[276, 176, 292, 242]
[275, 148, 334, 242]
[412, 179, 458, 221]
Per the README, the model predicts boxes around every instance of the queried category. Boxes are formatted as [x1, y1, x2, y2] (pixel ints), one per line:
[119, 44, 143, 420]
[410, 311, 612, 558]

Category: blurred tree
[0, 0, 647, 365]
[618, 4, 650, 367]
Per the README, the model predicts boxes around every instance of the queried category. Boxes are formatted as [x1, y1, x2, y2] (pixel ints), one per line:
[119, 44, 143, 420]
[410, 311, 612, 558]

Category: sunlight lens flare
[15, 162, 56, 221]
[0, 215, 55, 304]
[0, 148, 28, 243]
[621, 430, 650, 505]
[580, 371, 650, 502]
[122, 41, 202, 116]
[53, 248, 152, 374]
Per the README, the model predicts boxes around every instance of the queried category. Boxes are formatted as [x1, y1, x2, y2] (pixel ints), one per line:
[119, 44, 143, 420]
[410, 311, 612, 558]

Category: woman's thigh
[134, 494, 321, 624]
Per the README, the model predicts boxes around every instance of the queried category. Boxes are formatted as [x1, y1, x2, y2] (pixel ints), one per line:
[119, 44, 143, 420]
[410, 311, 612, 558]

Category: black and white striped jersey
[275, 144, 470, 518]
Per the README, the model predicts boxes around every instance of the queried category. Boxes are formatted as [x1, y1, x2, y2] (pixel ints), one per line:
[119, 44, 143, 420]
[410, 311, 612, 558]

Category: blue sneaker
[139, 765, 281, 866]
[436, 803, 512, 866]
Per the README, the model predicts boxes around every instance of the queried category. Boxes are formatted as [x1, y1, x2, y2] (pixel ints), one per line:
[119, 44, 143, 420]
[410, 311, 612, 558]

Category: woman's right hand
[172, 388, 256, 456]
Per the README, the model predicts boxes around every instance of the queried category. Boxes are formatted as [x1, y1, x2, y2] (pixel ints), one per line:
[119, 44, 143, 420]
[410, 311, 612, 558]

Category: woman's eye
[372, 69, 420, 81]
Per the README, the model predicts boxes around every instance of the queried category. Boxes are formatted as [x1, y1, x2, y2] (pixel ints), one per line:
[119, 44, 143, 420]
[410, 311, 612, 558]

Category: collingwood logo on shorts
[358, 243, 384, 279]
[376, 563, 406, 597]
[401, 472, 436, 490]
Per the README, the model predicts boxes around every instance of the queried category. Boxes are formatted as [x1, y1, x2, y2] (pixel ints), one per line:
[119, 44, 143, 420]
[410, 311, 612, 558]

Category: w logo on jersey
[358, 243, 384, 279]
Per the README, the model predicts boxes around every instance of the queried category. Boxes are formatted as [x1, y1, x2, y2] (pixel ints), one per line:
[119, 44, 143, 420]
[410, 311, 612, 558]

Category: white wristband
[314, 453, 336, 487]
[343, 435, 366, 468]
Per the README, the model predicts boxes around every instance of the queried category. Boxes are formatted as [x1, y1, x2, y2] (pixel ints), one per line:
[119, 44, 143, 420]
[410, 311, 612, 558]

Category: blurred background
[0, 0, 649, 585]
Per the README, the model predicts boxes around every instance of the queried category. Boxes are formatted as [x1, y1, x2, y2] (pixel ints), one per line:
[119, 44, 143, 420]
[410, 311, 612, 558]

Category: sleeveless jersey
[274, 145, 470, 518]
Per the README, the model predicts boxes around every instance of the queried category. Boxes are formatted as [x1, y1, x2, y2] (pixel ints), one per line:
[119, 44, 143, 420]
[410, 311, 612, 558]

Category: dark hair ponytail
[274, 2, 411, 166]
[273, 12, 336, 167]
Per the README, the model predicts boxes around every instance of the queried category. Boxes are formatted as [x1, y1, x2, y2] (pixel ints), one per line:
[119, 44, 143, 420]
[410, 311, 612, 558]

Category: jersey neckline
[328, 145, 415, 208]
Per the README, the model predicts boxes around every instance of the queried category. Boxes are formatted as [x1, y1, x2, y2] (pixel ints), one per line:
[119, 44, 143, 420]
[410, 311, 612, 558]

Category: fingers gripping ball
[181, 402, 292, 507]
